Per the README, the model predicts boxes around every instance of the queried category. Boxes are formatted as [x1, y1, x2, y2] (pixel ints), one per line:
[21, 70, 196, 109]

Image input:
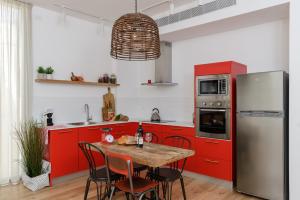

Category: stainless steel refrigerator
[236, 71, 289, 200]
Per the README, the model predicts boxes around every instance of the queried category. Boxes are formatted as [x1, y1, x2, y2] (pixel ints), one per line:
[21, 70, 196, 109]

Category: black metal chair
[148, 136, 192, 200]
[78, 142, 122, 200]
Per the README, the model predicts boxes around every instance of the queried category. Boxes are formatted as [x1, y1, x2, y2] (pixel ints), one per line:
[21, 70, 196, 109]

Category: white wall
[289, 1, 300, 199]
[32, 6, 114, 123]
[116, 19, 289, 122]
[32, 6, 289, 125]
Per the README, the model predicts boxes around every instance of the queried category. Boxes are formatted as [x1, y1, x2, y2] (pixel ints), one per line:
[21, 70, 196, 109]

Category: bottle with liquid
[136, 122, 144, 148]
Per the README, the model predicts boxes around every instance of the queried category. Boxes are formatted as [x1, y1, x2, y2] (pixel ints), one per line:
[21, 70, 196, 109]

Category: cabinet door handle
[59, 130, 72, 133]
[88, 127, 100, 130]
[205, 141, 220, 144]
[172, 128, 183, 131]
[204, 159, 220, 164]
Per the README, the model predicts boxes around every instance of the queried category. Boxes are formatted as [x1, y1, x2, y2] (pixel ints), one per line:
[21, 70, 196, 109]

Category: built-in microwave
[197, 75, 229, 96]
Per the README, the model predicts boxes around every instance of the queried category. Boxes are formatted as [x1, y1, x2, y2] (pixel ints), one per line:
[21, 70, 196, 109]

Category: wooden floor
[0, 175, 259, 200]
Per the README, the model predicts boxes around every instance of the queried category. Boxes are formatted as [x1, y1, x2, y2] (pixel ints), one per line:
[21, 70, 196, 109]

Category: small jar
[103, 74, 109, 83]
[110, 74, 117, 84]
[98, 75, 103, 83]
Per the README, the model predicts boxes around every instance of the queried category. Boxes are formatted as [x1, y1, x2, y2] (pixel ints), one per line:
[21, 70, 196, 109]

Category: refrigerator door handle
[238, 111, 284, 118]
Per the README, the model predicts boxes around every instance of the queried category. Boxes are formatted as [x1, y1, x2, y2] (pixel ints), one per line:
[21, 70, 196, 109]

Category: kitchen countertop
[46, 120, 194, 131]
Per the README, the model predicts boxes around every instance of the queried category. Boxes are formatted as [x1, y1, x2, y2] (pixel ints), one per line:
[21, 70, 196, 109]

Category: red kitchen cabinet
[78, 126, 104, 171]
[197, 138, 232, 161]
[194, 138, 232, 181]
[49, 128, 79, 179]
[196, 156, 232, 181]
[163, 125, 195, 137]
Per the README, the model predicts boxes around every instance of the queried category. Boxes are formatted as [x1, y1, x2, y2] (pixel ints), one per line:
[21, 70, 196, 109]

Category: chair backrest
[78, 142, 105, 177]
[162, 135, 192, 173]
[105, 151, 134, 194]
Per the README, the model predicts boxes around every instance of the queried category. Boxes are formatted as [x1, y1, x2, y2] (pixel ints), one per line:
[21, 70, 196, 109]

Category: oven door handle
[199, 109, 227, 112]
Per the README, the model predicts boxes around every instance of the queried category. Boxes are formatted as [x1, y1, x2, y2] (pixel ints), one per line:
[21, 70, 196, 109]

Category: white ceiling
[22, 0, 195, 23]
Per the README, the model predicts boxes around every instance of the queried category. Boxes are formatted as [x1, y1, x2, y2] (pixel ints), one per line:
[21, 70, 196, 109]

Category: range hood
[141, 41, 178, 86]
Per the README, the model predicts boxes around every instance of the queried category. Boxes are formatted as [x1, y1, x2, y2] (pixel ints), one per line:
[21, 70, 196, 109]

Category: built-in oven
[196, 108, 230, 140]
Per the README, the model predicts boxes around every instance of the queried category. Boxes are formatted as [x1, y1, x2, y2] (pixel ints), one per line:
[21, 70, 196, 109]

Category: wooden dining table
[92, 142, 195, 168]
[92, 142, 195, 200]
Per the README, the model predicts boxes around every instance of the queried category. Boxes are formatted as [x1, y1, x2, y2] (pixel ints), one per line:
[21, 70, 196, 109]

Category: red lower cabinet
[47, 123, 233, 183]
[196, 157, 232, 181]
[49, 128, 79, 179]
[195, 138, 233, 181]
[78, 126, 104, 171]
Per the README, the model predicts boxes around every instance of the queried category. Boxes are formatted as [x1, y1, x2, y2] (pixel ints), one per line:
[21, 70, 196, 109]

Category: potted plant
[16, 120, 50, 191]
[45, 67, 54, 79]
[37, 66, 46, 79]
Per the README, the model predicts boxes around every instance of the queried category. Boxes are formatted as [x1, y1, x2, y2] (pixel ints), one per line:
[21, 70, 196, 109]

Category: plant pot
[22, 160, 51, 192]
[37, 73, 46, 79]
[46, 74, 53, 79]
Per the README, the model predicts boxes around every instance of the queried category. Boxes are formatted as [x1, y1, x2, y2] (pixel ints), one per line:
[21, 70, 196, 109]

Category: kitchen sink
[67, 121, 98, 126]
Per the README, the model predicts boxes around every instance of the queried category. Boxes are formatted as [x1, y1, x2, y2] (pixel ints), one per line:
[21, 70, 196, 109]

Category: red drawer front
[196, 156, 232, 181]
[111, 123, 137, 136]
[163, 126, 195, 137]
[197, 138, 232, 161]
[142, 123, 162, 132]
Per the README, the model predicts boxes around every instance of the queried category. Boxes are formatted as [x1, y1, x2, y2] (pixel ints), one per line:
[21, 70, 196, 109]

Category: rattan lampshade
[110, 1, 160, 61]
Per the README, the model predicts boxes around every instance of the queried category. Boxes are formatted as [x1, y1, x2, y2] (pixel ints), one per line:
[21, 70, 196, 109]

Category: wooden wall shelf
[35, 79, 120, 87]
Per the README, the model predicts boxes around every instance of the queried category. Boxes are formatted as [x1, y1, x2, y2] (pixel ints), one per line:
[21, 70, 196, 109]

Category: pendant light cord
[135, 0, 137, 13]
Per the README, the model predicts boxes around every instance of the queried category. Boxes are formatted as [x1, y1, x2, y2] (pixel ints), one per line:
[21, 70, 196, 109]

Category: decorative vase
[22, 160, 51, 192]
[37, 73, 46, 79]
[46, 74, 53, 79]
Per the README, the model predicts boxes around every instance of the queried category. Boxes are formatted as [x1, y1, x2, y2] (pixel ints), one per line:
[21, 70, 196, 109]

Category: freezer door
[236, 113, 285, 200]
[237, 71, 284, 112]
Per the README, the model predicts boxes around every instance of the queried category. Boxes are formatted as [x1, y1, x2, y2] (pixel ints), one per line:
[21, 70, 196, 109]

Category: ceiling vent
[156, 0, 236, 27]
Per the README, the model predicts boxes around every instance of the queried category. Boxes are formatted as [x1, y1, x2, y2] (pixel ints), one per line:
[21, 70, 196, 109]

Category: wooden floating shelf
[35, 79, 120, 87]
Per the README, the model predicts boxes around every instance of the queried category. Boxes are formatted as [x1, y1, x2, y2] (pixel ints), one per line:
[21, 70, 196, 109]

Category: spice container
[110, 74, 117, 84]
[98, 75, 103, 83]
[103, 74, 109, 83]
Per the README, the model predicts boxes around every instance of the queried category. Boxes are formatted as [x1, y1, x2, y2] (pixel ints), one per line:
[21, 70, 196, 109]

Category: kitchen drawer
[196, 156, 232, 181]
[163, 126, 195, 137]
[142, 123, 161, 132]
[197, 138, 232, 161]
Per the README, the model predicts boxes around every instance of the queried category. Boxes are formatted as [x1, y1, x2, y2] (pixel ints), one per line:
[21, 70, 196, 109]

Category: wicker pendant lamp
[110, 0, 161, 61]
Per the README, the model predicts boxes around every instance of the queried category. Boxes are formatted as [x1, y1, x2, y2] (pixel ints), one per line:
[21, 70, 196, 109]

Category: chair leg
[109, 186, 116, 200]
[180, 176, 187, 200]
[125, 192, 130, 200]
[138, 193, 145, 200]
[95, 182, 101, 200]
[84, 178, 91, 200]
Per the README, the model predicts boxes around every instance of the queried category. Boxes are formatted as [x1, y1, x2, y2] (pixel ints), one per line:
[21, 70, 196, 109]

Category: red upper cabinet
[49, 128, 79, 179]
[78, 126, 104, 171]
[194, 61, 247, 76]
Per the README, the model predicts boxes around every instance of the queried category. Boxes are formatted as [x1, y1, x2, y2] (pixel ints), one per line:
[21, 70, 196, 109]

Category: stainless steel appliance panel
[236, 113, 285, 200]
[196, 108, 230, 140]
[237, 71, 284, 112]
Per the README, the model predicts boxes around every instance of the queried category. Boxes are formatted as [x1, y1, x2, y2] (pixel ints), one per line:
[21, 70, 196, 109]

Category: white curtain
[0, 0, 32, 186]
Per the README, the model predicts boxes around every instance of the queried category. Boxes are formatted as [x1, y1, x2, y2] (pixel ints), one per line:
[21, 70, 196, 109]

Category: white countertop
[46, 120, 194, 131]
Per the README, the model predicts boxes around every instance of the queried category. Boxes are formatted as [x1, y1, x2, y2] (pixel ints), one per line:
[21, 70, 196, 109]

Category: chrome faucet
[84, 104, 92, 123]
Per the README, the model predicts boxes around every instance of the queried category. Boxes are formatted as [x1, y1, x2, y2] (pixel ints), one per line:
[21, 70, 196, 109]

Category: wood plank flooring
[0, 175, 259, 200]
